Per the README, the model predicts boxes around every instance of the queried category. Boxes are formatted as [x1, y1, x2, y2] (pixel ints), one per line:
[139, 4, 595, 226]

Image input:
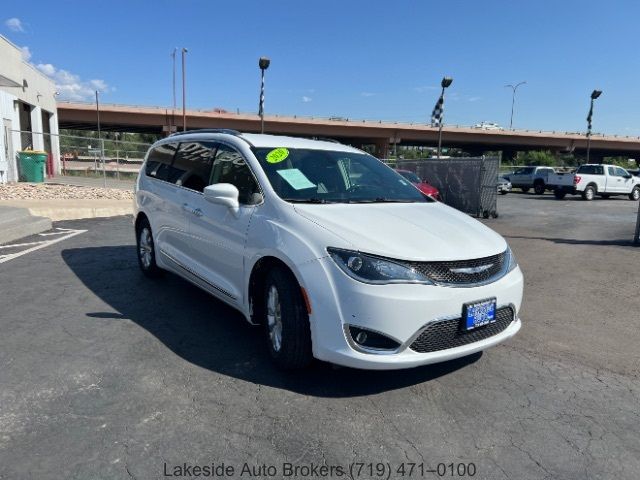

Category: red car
[395, 169, 440, 199]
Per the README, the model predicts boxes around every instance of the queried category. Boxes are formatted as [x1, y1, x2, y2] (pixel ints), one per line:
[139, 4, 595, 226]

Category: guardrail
[57, 101, 640, 140]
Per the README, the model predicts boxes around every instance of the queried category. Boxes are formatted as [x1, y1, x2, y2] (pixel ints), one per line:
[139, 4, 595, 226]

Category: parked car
[395, 169, 440, 199]
[503, 166, 556, 194]
[497, 177, 512, 195]
[134, 130, 523, 370]
[547, 164, 640, 200]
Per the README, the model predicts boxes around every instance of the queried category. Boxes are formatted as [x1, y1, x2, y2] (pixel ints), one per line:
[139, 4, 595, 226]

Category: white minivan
[134, 130, 523, 370]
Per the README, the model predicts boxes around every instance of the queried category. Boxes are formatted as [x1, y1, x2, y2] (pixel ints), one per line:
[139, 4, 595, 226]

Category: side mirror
[204, 183, 240, 212]
[624, 174, 632, 179]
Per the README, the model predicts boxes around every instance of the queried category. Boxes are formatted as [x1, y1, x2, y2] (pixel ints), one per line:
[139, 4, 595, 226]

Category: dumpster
[18, 150, 48, 183]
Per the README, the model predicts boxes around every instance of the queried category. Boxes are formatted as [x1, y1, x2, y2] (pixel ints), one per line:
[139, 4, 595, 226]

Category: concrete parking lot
[0, 193, 638, 480]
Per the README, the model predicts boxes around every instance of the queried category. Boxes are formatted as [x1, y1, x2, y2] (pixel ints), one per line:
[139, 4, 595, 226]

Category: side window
[211, 144, 260, 205]
[608, 167, 616, 176]
[615, 167, 628, 177]
[168, 141, 216, 192]
[145, 143, 178, 181]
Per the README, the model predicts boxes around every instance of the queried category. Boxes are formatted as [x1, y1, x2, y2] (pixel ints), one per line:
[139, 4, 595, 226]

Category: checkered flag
[431, 94, 444, 127]
[258, 73, 265, 117]
[586, 103, 593, 134]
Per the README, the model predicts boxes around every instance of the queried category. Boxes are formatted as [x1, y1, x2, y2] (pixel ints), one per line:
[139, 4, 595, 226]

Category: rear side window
[167, 141, 216, 192]
[145, 143, 178, 181]
[577, 165, 604, 175]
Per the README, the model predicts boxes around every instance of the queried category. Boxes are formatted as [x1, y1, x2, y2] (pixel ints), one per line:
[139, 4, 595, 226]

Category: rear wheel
[262, 267, 312, 369]
[582, 185, 596, 201]
[630, 186, 640, 201]
[521, 187, 530, 193]
[136, 218, 163, 278]
[554, 189, 567, 200]
[533, 181, 545, 195]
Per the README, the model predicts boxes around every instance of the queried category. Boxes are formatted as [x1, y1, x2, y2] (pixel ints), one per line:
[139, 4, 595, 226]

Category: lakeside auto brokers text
[163, 461, 478, 478]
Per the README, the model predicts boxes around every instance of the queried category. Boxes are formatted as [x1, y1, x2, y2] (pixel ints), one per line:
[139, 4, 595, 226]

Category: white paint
[0, 228, 86, 264]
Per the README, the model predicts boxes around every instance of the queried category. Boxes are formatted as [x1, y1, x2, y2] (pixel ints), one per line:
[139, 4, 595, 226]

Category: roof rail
[169, 128, 242, 137]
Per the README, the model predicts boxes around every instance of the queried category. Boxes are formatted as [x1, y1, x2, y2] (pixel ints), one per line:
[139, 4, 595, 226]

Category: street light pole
[437, 76, 453, 159]
[258, 57, 270, 134]
[171, 48, 177, 132]
[586, 89, 602, 164]
[505, 81, 526, 129]
[181, 48, 188, 132]
[95, 90, 106, 187]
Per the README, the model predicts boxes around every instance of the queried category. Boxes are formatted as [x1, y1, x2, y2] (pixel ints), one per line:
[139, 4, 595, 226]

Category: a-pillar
[374, 139, 390, 160]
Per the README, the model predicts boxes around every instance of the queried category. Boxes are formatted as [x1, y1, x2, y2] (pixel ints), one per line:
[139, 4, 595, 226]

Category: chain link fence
[10, 130, 152, 187]
[394, 157, 499, 218]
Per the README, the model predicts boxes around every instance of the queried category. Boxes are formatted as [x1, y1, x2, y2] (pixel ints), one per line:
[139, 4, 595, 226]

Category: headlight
[327, 248, 434, 285]
[506, 246, 518, 273]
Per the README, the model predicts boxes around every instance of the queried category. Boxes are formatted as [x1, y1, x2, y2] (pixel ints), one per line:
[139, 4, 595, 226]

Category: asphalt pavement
[0, 192, 638, 480]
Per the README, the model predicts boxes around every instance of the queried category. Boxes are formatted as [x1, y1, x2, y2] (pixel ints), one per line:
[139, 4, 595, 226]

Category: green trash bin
[18, 150, 48, 183]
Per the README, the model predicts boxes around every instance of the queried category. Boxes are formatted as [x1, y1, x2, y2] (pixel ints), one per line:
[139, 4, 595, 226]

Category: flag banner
[431, 94, 444, 127]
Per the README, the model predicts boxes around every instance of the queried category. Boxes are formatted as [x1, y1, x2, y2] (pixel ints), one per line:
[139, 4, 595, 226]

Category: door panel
[185, 142, 261, 304]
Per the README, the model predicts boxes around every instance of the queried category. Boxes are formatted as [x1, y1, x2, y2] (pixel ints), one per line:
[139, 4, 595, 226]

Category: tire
[521, 187, 530, 193]
[499, 190, 508, 195]
[630, 186, 640, 201]
[582, 185, 596, 201]
[533, 181, 545, 195]
[136, 217, 163, 278]
[554, 189, 567, 200]
[262, 267, 312, 369]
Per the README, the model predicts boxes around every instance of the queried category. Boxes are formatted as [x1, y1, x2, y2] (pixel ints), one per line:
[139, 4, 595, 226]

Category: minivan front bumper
[299, 256, 524, 370]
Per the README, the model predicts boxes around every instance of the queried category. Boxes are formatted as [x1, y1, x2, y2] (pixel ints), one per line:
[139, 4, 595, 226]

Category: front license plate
[462, 298, 497, 331]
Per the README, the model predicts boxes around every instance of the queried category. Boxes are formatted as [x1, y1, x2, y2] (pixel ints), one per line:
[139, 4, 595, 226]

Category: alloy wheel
[266, 285, 283, 352]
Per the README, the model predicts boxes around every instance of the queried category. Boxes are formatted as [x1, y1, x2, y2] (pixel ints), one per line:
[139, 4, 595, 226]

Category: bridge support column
[374, 139, 390, 160]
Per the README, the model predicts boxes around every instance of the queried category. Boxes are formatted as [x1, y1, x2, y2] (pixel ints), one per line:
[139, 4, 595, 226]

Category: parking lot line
[0, 228, 87, 264]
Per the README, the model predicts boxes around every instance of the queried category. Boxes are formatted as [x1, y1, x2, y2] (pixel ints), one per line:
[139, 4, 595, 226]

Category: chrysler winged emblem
[450, 264, 494, 275]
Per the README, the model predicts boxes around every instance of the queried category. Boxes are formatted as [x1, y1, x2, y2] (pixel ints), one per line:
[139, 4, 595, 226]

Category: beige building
[0, 34, 60, 183]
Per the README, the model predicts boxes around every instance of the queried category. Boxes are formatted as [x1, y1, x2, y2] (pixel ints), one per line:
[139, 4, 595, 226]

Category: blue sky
[3, 0, 639, 135]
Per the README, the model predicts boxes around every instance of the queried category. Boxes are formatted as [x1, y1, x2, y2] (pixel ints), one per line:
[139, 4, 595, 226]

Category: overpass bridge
[57, 101, 640, 161]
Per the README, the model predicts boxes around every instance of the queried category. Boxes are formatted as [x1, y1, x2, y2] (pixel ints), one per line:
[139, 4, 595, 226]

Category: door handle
[182, 203, 203, 217]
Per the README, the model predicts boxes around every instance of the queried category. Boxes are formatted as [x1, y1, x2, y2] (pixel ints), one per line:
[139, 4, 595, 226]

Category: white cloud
[36, 63, 112, 101]
[414, 85, 438, 93]
[20, 46, 31, 61]
[5, 17, 24, 32]
[360, 92, 376, 97]
[301, 96, 312, 103]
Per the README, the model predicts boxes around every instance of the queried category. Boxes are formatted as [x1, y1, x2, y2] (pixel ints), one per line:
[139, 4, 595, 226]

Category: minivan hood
[294, 202, 506, 261]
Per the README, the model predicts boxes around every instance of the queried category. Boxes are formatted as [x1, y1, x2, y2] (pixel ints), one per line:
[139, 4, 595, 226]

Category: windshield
[252, 148, 430, 203]
[514, 167, 535, 175]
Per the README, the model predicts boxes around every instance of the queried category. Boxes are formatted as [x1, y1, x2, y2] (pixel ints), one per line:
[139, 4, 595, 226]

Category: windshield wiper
[283, 198, 333, 204]
[351, 197, 420, 203]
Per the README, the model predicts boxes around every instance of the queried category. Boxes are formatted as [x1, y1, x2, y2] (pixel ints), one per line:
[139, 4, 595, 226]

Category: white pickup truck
[503, 166, 556, 194]
[548, 164, 640, 201]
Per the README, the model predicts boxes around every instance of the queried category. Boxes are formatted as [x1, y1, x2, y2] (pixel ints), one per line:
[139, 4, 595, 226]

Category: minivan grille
[407, 251, 506, 285]
[408, 306, 514, 353]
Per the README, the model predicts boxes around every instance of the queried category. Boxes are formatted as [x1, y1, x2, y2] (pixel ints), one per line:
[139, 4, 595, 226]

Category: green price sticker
[266, 148, 289, 164]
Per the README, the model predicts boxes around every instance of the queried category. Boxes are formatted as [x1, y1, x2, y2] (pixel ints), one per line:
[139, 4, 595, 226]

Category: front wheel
[582, 186, 596, 201]
[262, 267, 313, 369]
[630, 186, 640, 201]
[534, 182, 545, 195]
